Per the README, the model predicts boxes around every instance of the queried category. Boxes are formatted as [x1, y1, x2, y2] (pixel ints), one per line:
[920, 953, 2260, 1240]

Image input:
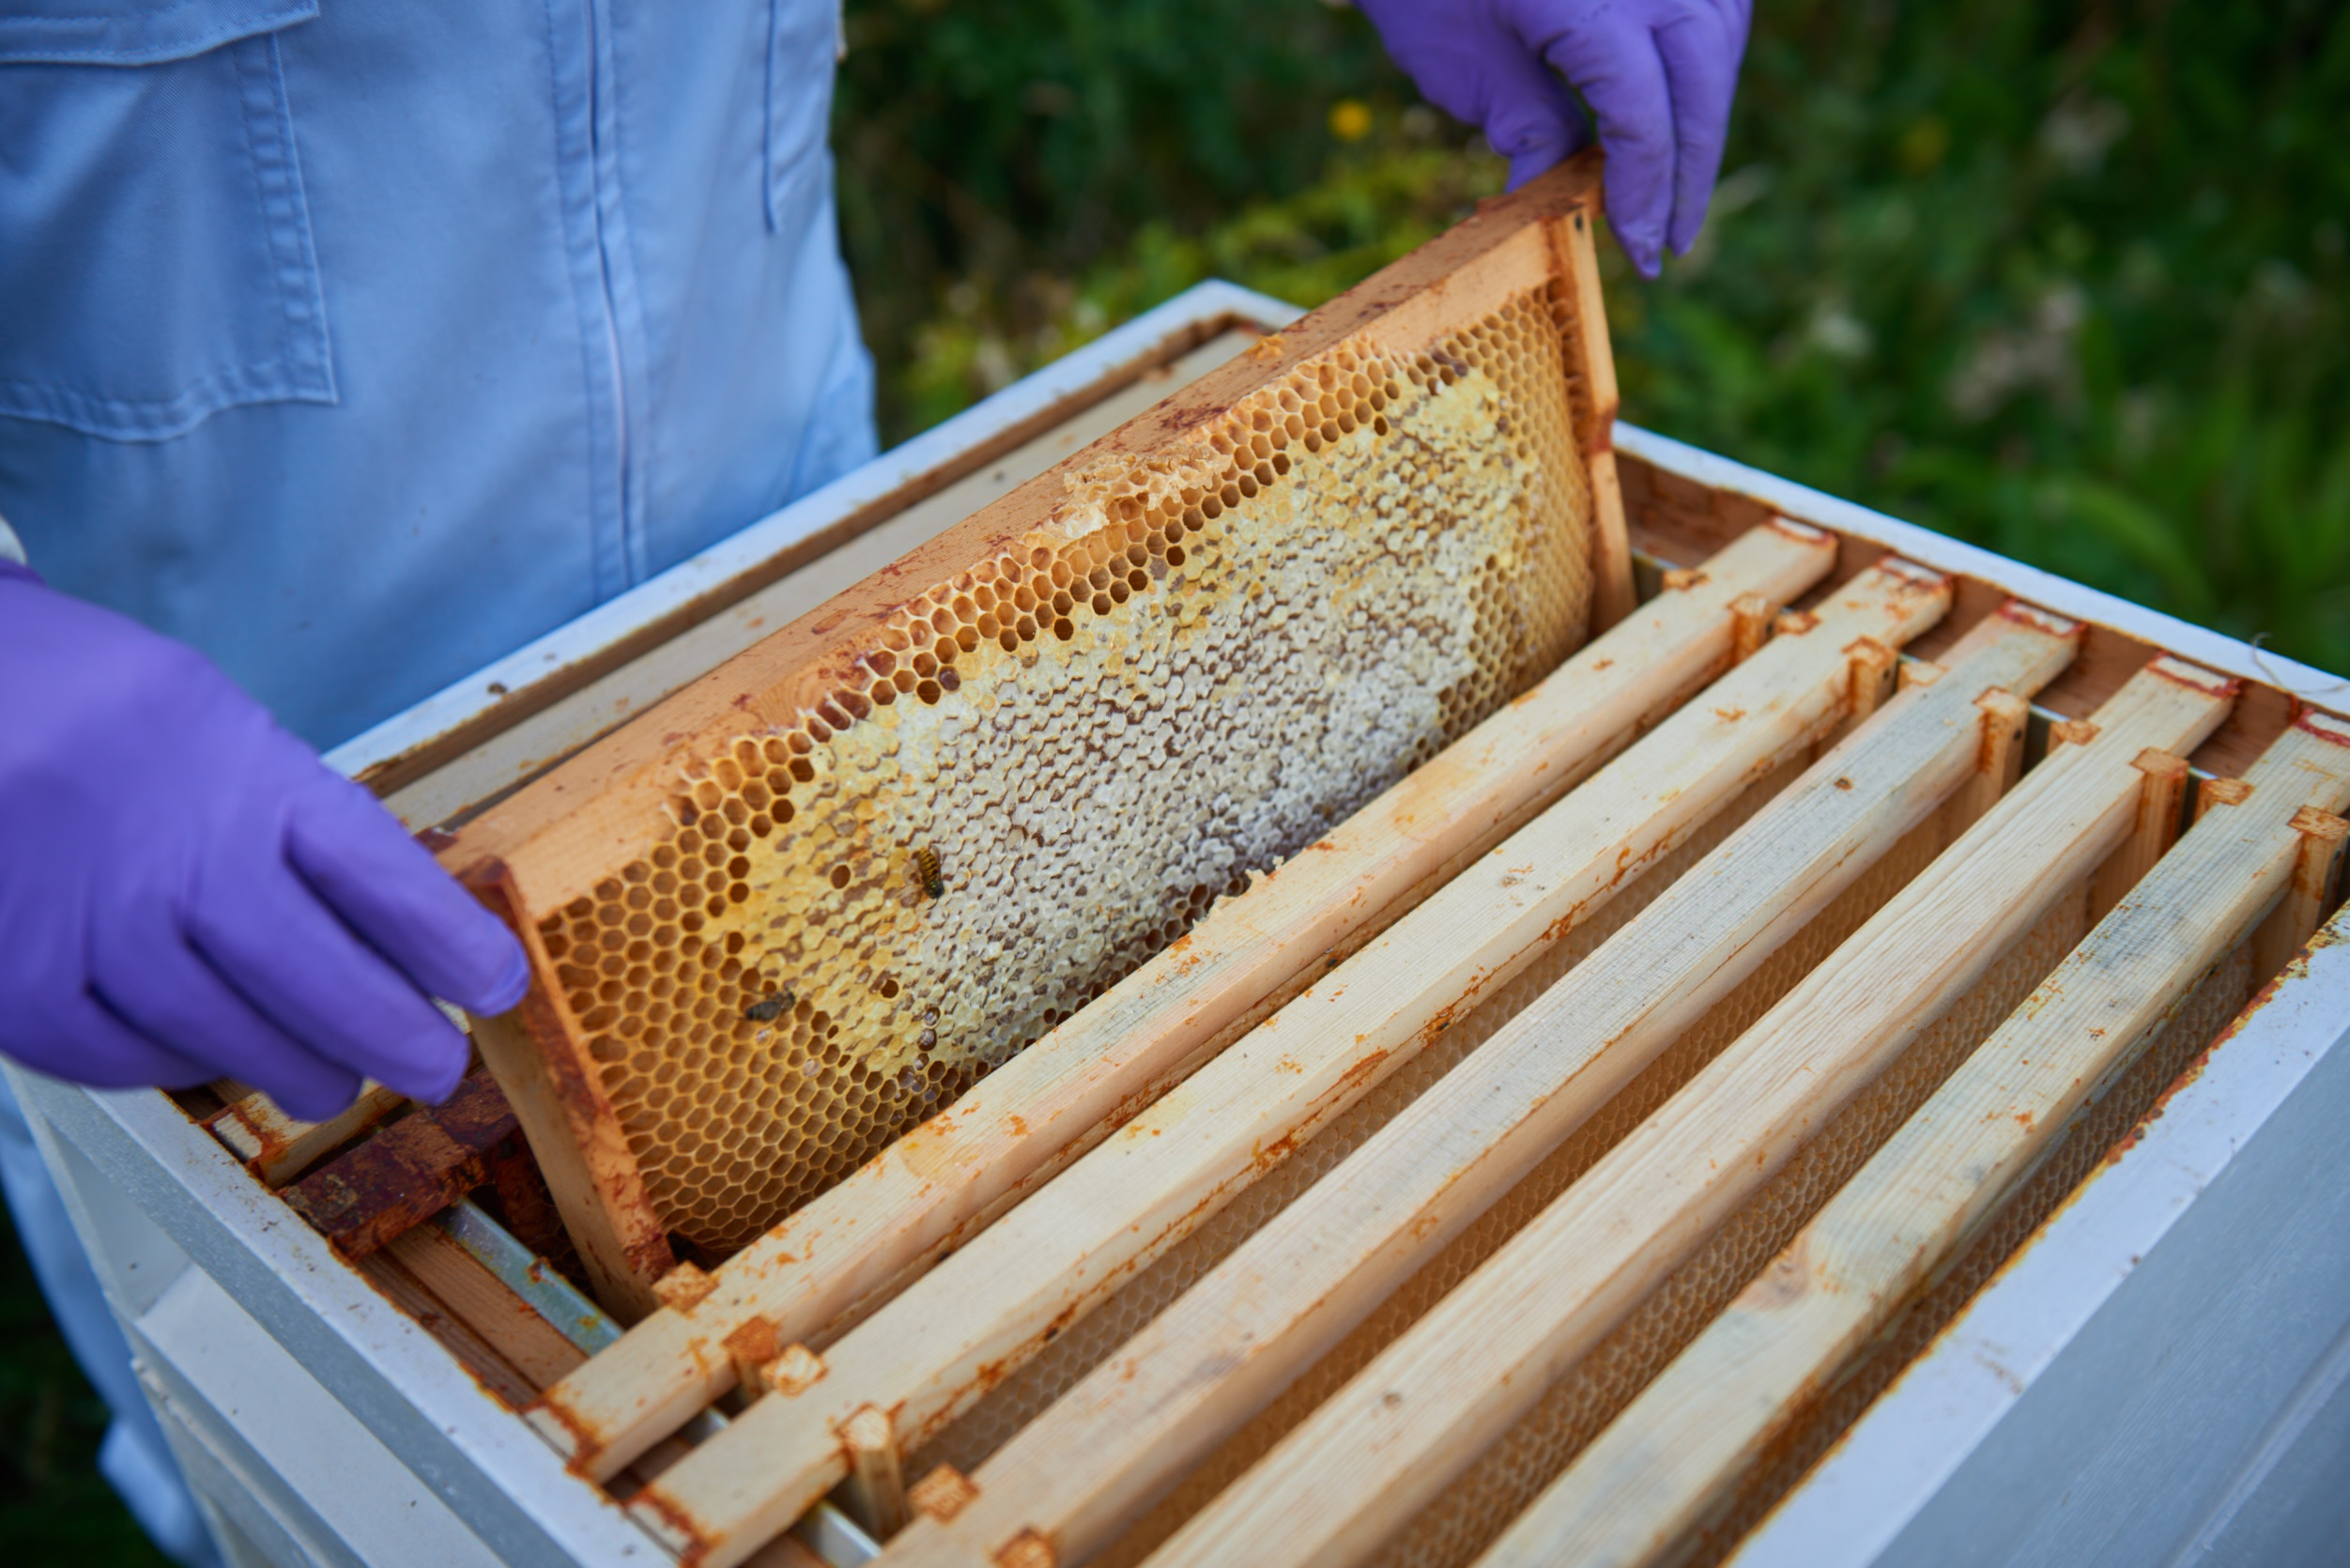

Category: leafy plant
[837, 0, 2350, 673]
[0, 1205, 166, 1564]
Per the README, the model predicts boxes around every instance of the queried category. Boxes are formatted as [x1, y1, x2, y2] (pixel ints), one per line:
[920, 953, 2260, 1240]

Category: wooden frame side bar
[279, 1070, 515, 1262]
[2249, 710, 2350, 976]
[1145, 657, 2238, 1568]
[1545, 197, 1635, 633]
[208, 1082, 408, 1191]
[2085, 747, 2193, 923]
[463, 867, 673, 1323]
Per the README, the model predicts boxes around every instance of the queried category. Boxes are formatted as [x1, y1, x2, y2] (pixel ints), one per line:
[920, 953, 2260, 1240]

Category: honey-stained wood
[482, 1134, 573, 1265]
[1547, 200, 1634, 631]
[613, 561, 1955, 1567]
[469, 868, 673, 1323]
[280, 1069, 517, 1259]
[2250, 782, 2350, 981]
[1476, 705, 2350, 1568]
[208, 1081, 408, 1189]
[838, 1406, 911, 1542]
[1146, 656, 2238, 1568]
[531, 520, 1836, 1477]
[874, 609, 2082, 1568]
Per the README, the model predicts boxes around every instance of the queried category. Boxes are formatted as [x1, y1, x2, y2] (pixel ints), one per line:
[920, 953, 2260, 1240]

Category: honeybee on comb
[743, 988, 793, 1023]
[913, 846, 945, 899]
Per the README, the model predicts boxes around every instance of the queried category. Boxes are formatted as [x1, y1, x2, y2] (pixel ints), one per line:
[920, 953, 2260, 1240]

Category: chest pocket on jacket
[0, 1, 332, 441]
[762, 0, 840, 230]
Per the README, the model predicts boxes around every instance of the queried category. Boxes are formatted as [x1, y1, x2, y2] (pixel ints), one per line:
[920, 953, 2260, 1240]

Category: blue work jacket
[0, 0, 876, 747]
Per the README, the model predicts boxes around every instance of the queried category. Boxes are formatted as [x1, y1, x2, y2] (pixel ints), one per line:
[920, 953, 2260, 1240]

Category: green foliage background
[6, 3, 2343, 1560]
[837, 0, 2350, 673]
[0, 1211, 158, 1561]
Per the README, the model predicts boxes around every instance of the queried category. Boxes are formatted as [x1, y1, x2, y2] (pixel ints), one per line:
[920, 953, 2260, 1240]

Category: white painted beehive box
[12, 257, 2350, 1568]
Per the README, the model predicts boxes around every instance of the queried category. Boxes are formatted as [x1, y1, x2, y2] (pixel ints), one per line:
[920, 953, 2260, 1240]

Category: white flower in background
[1947, 284, 2087, 421]
[2039, 95, 2131, 178]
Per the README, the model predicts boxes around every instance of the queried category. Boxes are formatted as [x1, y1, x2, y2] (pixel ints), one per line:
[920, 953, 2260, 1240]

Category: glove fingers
[36, 992, 215, 1094]
[1477, 46, 1592, 191]
[284, 770, 528, 1016]
[1652, 2, 1749, 254]
[95, 923, 365, 1121]
[1, 870, 211, 1091]
[190, 856, 471, 1106]
[1544, 22, 1675, 275]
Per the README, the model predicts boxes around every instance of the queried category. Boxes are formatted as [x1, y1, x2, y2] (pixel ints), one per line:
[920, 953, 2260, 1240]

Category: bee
[913, 846, 945, 899]
[744, 988, 794, 1023]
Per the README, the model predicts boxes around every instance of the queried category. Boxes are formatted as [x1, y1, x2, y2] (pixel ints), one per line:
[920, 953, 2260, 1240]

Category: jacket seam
[539, 0, 628, 603]
[233, 32, 335, 405]
[0, 0, 317, 68]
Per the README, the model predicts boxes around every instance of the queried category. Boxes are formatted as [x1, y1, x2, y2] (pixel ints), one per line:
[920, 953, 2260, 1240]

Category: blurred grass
[838, 0, 2350, 674]
[0, 1203, 168, 1565]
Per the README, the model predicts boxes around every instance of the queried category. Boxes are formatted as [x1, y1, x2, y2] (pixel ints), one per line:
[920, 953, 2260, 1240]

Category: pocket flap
[0, 0, 317, 66]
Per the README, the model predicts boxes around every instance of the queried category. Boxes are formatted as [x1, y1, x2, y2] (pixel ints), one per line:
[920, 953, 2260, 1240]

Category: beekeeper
[0, 1, 1747, 1559]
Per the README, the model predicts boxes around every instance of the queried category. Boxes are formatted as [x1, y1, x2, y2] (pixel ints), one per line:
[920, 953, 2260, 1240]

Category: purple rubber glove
[0, 566, 528, 1119]
[1358, 0, 1752, 275]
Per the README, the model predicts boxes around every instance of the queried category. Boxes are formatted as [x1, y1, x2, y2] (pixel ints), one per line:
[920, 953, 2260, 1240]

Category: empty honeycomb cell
[541, 291, 1599, 1255]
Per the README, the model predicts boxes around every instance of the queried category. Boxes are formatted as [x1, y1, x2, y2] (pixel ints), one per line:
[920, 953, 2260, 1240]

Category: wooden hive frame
[510, 583, 2344, 1568]
[599, 556, 1958, 1555]
[526, 515, 1840, 1477]
[158, 158, 2344, 1568]
[1477, 709, 2350, 1568]
[445, 157, 1636, 1319]
[1130, 654, 2247, 1568]
[864, 604, 2090, 1568]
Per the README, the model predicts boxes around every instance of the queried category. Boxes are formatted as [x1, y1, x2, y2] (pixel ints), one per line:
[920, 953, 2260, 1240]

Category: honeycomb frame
[448, 158, 1632, 1314]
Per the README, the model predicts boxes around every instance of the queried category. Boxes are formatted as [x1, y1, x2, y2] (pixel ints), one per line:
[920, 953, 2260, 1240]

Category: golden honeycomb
[536, 288, 1597, 1255]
